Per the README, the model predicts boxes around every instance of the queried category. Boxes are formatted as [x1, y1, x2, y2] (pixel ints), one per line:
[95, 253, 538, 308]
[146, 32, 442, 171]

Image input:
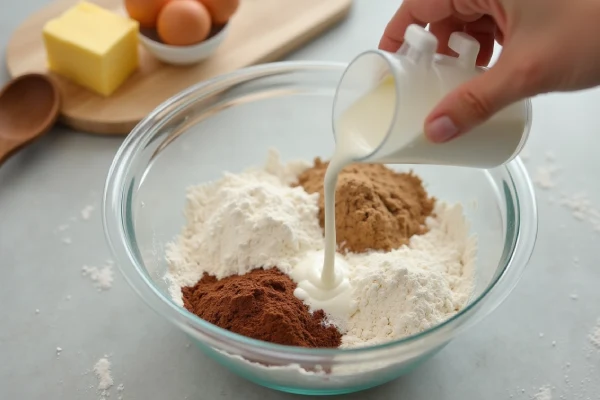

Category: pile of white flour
[165, 151, 323, 305]
[341, 202, 476, 347]
[165, 150, 476, 347]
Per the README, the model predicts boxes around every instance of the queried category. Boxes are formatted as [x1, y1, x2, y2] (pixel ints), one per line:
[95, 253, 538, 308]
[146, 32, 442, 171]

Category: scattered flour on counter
[533, 165, 560, 189]
[533, 385, 552, 400]
[558, 192, 600, 232]
[81, 205, 95, 220]
[82, 263, 114, 291]
[54, 224, 69, 234]
[117, 383, 125, 400]
[165, 150, 321, 306]
[588, 319, 600, 350]
[522, 148, 558, 187]
[93, 357, 113, 399]
[62, 237, 72, 245]
[525, 153, 600, 231]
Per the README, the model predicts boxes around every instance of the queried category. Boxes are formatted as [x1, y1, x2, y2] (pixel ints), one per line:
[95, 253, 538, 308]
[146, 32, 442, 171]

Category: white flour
[81, 204, 95, 220]
[82, 264, 114, 291]
[589, 319, 600, 349]
[54, 223, 69, 233]
[341, 202, 476, 348]
[165, 151, 322, 306]
[559, 192, 600, 233]
[166, 150, 476, 347]
[533, 385, 552, 400]
[93, 357, 113, 400]
[117, 383, 125, 400]
[534, 165, 560, 189]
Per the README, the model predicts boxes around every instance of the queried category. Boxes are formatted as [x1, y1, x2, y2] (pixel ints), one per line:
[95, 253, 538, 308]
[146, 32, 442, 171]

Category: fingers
[380, 0, 498, 61]
[424, 53, 528, 143]
[379, 5, 425, 52]
[379, 0, 462, 52]
[495, 29, 504, 46]
[429, 18, 466, 56]
[379, 0, 518, 143]
[464, 16, 497, 65]
[403, 0, 488, 21]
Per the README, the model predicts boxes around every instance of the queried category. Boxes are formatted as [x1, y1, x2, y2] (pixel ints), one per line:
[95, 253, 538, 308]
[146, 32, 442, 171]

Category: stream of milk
[290, 77, 396, 320]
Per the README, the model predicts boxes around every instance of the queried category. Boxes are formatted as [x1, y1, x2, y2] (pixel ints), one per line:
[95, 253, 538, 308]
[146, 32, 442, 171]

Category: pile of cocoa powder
[182, 268, 341, 347]
[181, 160, 434, 348]
[297, 158, 435, 253]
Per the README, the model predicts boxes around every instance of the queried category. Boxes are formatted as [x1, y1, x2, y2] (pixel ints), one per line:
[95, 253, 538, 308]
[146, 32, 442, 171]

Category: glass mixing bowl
[103, 62, 538, 396]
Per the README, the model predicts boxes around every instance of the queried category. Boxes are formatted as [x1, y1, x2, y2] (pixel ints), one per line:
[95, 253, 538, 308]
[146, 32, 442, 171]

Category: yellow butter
[42, 1, 139, 96]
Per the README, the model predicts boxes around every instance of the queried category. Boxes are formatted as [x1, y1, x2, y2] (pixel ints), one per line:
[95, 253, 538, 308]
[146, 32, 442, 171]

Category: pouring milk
[291, 25, 531, 320]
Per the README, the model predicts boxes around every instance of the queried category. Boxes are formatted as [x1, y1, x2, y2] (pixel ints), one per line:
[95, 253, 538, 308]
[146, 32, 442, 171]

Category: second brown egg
[157, 0, 212, 46]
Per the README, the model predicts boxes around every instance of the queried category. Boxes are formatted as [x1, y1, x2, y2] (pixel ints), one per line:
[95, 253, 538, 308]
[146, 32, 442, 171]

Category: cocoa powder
[182, 268, 341, 348]
[297, 158, 435, 253]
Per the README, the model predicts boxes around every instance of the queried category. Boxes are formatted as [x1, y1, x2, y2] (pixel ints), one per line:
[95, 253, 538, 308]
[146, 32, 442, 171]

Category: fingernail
[425, 116, 459, 143]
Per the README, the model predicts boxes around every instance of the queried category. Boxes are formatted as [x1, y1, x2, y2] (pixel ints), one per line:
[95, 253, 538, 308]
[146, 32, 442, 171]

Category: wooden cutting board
[6, 0, 351, 134]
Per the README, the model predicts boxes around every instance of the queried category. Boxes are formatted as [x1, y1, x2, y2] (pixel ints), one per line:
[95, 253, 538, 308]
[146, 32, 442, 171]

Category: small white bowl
[139, 24, 229, 66]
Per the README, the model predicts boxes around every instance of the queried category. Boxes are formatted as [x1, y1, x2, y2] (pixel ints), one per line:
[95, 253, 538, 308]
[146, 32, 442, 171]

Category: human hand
[380, 0, 600, 142]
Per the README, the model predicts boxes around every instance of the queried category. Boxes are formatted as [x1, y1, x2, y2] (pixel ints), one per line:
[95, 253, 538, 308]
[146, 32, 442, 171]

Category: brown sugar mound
[297, 158, 435, 253]
[182, 268, 342, 348]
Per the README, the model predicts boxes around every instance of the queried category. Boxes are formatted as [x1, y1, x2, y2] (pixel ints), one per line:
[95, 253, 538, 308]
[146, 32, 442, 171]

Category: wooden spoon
[0, 73, 61, 166]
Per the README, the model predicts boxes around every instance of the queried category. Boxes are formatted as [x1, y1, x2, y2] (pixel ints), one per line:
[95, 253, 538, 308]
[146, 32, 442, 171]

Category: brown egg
[124, 0, 172, 28]
[197, 0, 239, 25]
[157, 0, 212, 46]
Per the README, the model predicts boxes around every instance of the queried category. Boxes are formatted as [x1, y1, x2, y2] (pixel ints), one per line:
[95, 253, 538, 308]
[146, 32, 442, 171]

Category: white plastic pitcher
[332, 24, 532, 169]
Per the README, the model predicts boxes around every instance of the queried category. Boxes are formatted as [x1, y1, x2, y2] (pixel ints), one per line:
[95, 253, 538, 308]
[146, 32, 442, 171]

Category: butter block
[42, 1, 139, 96]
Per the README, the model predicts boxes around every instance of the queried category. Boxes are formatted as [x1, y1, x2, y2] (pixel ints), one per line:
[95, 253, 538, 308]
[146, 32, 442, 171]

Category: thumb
[424, 53, 532, 143]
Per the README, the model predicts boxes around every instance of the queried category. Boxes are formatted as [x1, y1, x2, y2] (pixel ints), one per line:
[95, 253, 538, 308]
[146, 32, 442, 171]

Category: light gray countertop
[1, 1, 599, 399]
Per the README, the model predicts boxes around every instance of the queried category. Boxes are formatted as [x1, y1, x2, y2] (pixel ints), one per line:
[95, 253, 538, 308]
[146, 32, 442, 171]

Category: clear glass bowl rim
[102, 61, 538, 358]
